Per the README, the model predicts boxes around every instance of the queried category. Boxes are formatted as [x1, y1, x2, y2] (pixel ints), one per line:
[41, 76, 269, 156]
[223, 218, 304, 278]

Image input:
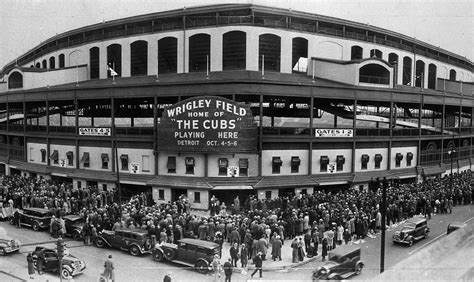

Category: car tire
[153, 250, 164, 262]
[355, 263, 363, 275]
[33, 259, 38, 269]
[129, 245, 140, 256]
[408, 239, 413, 247]
[0, 248, 6, 256]
[61, 268, 72, 279]
[163, 248, 176, 260]
[72, 232, 81, 240]
[32, 222, 40, 231]
[195, 260, 208, 274]
[95, 238, 105, 248]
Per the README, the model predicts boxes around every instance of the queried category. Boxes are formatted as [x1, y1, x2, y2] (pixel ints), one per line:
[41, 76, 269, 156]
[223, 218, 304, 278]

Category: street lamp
[448, 148, 456, 192]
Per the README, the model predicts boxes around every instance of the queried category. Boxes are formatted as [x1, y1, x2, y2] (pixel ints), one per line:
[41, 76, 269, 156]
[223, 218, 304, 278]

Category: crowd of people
[1, 170, 473, 275]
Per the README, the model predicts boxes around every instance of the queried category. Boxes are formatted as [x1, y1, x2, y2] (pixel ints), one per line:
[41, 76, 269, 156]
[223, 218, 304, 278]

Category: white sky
[0, 0, 472, 69]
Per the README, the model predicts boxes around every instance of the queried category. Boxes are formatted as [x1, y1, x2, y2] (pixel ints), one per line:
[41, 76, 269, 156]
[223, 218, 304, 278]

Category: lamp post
[448, 148, 456, 192]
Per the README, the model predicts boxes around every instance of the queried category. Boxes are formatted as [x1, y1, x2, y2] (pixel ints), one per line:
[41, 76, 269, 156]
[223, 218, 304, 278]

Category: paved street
[0, 204, 472, 281]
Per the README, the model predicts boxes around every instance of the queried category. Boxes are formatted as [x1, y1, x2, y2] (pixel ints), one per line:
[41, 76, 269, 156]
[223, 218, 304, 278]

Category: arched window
[415, 60, 425, 87]
[359, 64, 390, 85]
[49, 57, 55, 69]
[107, 44, 122, 77]
[189, 34, 210, 73]
[370, 49, 382, 59]
[8, 71, 23, 89]
[428, 63, 437, 89]
[402, 56, 412, 85]
[130, 40, 148, 76]
[89, 47, 100, 79]
[259, 34, 281, 72]
[158, 37, 177, 74]
[449, 69, 456, 81]
[223, 31, 246, 70]
[35, 62, 41, 68]
[59, 54, 65, 68]
[388, 53, 398, 65]
[351, 46, 363, 60]
[42, 59, 47, 69]
[292, 37, 308, 73]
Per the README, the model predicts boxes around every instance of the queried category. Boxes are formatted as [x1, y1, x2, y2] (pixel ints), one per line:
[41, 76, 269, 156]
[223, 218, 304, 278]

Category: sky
[0, 0, 472, 69]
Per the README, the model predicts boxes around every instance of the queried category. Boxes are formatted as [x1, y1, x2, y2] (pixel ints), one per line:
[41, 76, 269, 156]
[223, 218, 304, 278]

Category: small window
[194, 191, 201, 203]
[120, 155, 129, 171]
[29, 148, 34, 161]
[101, 153, 109, 169]
[406, 152, 413, 167]
[40, 149, 46, 163]
[239, 158, 248, 176]
[142, 155, 150, 172]
[374, 154, 382, 169]
[77, 181, 82, 189]
[291, 156, 300, 173]
[301, 189, 307, 195]
[66, 151, 73, 166]
[158, 189, 164, 200]
[361, 154, 369, 170]
[50, 150, 59, 164]
[265, 191, 272, 199]
[81, 152, 90, 168]
[185, 157, 195, 174]
[395, 153, 403, 168]
[320, 156, 329, 172]
[167, 156, 176, 173]
[218, 158, 228, 175]
[336, 155, 345, 171]
[272, 157, 282, 174]
[102, 184, 107, 191]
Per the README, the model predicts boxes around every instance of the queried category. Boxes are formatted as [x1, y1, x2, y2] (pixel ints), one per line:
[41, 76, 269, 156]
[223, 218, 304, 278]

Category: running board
[172, 260, 195, 267]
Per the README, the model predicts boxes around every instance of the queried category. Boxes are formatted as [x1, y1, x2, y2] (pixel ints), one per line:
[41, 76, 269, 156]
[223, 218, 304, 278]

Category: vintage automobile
[0, 226, 21, 255]
[32, 246, 86, 279]
[447, 221, 467, 235]
[392, 217, 429, 246]
[63, 214, 85, 240]
[152, 238, 221, 274]
[313, 245, 364, 280]
[95, 228, 153, 256]
[9, 207, 53, 231]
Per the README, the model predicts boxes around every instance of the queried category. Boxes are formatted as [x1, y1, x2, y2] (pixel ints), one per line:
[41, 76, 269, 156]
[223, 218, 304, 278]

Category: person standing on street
[27, 252, 35, 279]
[37, 248, 45, 275]
[250, 252, 263, 278]
[230, 242, 239, 267]
[163, 271, 172, 282]
[223, 258, 233, 282]
[102, 255, 115, 282]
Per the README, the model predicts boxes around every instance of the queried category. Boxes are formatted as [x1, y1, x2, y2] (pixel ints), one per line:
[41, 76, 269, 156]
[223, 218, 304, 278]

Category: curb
[234, 255, 319, 274]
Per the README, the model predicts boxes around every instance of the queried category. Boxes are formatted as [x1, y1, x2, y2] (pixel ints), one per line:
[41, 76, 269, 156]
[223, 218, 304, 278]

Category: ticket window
[50, 150, 59, 165]
[320, 156, 329, 172]
[336, 155, 345, 171]
[101, 154, 109, 169]
[66, 151, 74, 166]
[167, 156, 176, 173]
[120, 155, 129, 170]
[218, 158, 228, 175]
[272, 157, 282, 174]
[395, 153, 403, 167]
[361, 154, 369, 170]
[374, 154, 382, 169]
[291, 156, 300, 173]
[406, 152, 413, 166]
[239, 158, 248, 176]
[185, 157, 195, 174]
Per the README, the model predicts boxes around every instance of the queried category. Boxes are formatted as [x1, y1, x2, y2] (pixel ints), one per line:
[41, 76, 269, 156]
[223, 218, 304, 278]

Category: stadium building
[0, 4, 472, 209]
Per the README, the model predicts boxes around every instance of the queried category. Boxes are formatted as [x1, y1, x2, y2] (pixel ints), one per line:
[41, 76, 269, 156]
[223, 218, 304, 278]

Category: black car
[313, 245, 364, 280]
[447, 221, 467, 234]
[63, 215, 85, 240]
[32, 246, 86, 279]
[392, 217, 429, 246]
[9, 208, 53, 231]
[95, 228, 153, 256]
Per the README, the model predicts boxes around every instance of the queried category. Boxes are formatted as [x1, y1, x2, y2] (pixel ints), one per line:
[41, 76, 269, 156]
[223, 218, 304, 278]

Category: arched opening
[158, 37, 177, 74]
[107, 44, 122, 77]
[428, 63, 437, 89]
[35, 62, 41, 68]
[449, 69, 456, 81]
[259, 33, 281, 72]
[8, 71, 23, 89]
[370, 49, 382, 59]
[130, 40, 148, 76]
[223, 31, 246, 70]
[359, 63, 389, 85]
[42, 59, 47, 69]
[402, 56, 412, 85]
[49, 57, 55, 69]
[189, 34, 210, 73]
[59, 54, 65, 68]
[415, 60, 425, 87]
[292, 37, 308, 73]
[351, 46, 363, 60]
[89, 47, 100, 79]
[388, 53, 398, 65]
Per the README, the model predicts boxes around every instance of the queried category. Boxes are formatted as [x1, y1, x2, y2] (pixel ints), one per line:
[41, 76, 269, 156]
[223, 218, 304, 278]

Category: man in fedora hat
[250, 252, 263, 278]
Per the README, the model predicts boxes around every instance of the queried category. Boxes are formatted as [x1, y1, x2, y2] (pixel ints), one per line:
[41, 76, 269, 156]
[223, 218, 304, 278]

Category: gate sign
[157, 96, 257, 153]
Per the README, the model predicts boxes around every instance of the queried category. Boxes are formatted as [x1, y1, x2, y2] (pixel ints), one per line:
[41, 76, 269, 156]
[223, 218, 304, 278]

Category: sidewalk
[0, 259, 58, 282]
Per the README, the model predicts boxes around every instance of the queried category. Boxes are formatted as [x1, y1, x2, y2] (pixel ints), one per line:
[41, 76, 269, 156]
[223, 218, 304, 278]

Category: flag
[107, 64, 118, 76]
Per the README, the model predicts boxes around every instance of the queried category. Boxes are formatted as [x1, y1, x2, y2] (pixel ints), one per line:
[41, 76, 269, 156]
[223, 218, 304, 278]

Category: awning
[352, 170, 398, 183]
[312, 173, 353, 185]
[9, 160, 48, 174]
[254, 175, 318, 189]
[147, 175, 212, 189]
[212, 185, 253, 190]
[390, 167, 418, 179]
[420, 165, 445, 176]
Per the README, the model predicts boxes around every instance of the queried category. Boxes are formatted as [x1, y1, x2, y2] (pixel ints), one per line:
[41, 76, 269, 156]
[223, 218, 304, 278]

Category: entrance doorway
[210, 189, 256, 207]
[120, 183, 152, 205]
[171, 188, 187, 202]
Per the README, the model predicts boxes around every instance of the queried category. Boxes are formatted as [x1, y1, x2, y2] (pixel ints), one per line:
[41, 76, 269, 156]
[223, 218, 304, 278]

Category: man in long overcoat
[271, 235, 282, 261]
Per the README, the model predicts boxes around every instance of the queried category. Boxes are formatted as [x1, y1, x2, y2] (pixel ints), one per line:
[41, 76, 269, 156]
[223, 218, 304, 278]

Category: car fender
[195, 258, 210, 269]
[328, 272, 340, 280]
[96, 236, 112, 247]
[129, 243, 143, 253]
[62, 264, 73, 272]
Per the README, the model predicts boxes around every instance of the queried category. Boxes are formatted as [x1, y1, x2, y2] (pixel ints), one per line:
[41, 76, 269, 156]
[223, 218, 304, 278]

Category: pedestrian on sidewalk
[102, 255, 115, 282]
[210, 255, 222, 282]
[27, 252, 35, 279]
[230, 243, 239, 267]
[291, 237, 299, 263]
[240, 243, 248, 269]
[37, 248, 45, 275]
[250, 252, 263, 278]
[271, 234, 282, 261]
[321, 237, 328, 262]
[223, 258, 233, 282]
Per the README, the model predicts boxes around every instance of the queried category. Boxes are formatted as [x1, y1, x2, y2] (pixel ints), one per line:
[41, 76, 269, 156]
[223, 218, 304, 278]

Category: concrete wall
[312, 149, 352, 174]
[261, 149, 309, 176]
[207, 153, 258, 177]
[157, 152, 205, 177]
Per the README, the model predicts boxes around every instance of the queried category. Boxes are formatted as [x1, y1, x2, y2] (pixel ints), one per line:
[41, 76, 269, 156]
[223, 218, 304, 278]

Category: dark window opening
[218, 158, 228, 176]
[8, 71, 23, 89]
[102, 184, 107, 191]
[370, 49, 382, 58]
[158, 37, 177, 74]
[59, 54, 65, 68]
[42, 59, 47, 69]
[351, 46, 363, 60]
[40, 149, 46, 163]
[374, 154, 382, 169]
[388, 53, 398, 65]
[81, 152, 90, 168]
[259, 34, 281, 72]
[89, 47, 100, 79]
[185, 157, 195, 174]
[66, 151, 73, 166]
[403, 56, 412, 85]
[101, 153, 109, 169]
[120, 154, 129, 171]
[291, 156, 300, 173]
[130, 40, 148, 76]
[194, 191, 201, 203]
[406, 152, 413, 166]
[449, 69, 456, 81]
[239, 158, 248, 176]
[265, 191, 272, 200]
[361, 154, 369, 170]
[49, 56, 55, 69]
[35, 62, 41, 68]
[428, 64, 437, 89]
[415, 60, 425, 87]
[359, 64, 389, 84]
[158, 189, 164, 200]
[272, 157, 282, 174]
[320, 156, 329, 172]
[292, 37, 308, 73]
[107, 44, 122, 77]
[336, 155, 345, 171]
[189, 33, 210, 73]
[395, 153, 403, 167]
[77, 181, 82, 189]
[167, 156, 176, 173]
[223, 31, 246, 70]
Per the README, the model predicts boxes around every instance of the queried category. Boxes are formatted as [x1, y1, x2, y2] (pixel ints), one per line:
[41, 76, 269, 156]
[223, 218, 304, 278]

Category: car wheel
[163, 248, 175, 260]
[0, 248, 6, 256]
[408, 239, 413, 247]
[95, 238, 105, 248]
[195, 260, 208, 274]
[33, 259, 38, 269]
[129, 245, 140, 256]
[153, 250, 164, 262]
[61, 268, 72, 279]
[72, 232, 81, 240]
[32, 222, 40, 231]
[355, 263, 363, 275]
[8, 217, 15, 225]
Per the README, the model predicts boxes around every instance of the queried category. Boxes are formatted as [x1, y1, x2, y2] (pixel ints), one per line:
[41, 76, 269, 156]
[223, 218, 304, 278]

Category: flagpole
[312, 59, 315, 83]
[261, 54, 265, 79]
[76, 65, 79, 87]
[156, 51, 159, 82]
[206, 54, 209, 79]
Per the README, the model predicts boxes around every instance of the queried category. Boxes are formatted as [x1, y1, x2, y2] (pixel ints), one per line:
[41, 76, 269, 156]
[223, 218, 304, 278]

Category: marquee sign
[157, 96, 257, 153]
[79, 127, 111, 136]
[315, 129, 353, 137]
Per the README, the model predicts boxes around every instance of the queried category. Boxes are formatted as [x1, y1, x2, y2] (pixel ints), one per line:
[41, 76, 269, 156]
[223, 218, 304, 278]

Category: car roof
[448, 222, 467, 228]
[114, 228, 149, 235]
[63, 215, 84, 220]
[24, 208, 52, 214]
[177, 238, 220, 249]
[405, 217, 427, 224]
[328, 245, 361, 257]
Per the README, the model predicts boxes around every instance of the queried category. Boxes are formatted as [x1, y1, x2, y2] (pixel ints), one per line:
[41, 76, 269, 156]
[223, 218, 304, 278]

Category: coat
[103, 258, 114, 280]
[271, 238, 282, 258]
[322, 238, 328, 257]
[257, 237, 268, 256]
[27, 254, 35, 275]
[291, 239, 299, 263]
[240, 247, 248, 264]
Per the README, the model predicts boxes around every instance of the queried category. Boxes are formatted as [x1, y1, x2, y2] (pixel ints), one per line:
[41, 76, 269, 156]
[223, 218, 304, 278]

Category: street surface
[0, 204, 472, 282]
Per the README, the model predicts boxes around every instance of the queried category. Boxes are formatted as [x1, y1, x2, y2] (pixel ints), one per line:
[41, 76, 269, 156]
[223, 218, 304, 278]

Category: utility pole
[380, 177, 387, 273]
[57, 238, 64, 282]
